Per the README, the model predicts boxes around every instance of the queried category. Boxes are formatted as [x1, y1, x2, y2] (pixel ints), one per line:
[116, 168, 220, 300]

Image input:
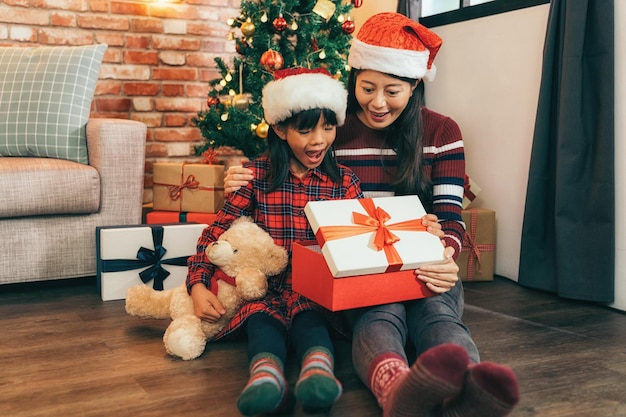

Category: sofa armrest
[86, 118, 146, 223]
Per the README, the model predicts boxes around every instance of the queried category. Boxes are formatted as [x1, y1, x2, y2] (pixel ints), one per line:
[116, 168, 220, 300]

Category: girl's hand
[190, 283, 226, 322]
[415, 246, 459, 294]
[224, 164, 253, 194]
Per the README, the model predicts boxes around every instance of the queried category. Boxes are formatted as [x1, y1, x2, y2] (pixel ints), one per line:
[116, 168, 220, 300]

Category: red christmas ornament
[260, 49, 284, 72]
[273, 16, 288, 31]
[207, 96, 219, 107]
[341, 19, 355, 34]
[353, 0, 363, 7]
[235, 39, 248, 54]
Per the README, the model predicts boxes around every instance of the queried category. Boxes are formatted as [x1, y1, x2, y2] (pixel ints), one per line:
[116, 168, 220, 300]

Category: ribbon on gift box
[314, 198, 427, 272]
[461, 209, 495, 280]
[464, 175, 476, 202]
[101, 226, 189, 290]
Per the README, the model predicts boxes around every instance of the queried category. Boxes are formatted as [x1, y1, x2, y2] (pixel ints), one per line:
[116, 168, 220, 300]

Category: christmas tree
[194, 0, 361, 159]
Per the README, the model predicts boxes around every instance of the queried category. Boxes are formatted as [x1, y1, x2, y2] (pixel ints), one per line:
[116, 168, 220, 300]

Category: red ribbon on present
[464, 174, 476, 202]
[315, 198, 427, 272]
[167, 174, 200, 200]
[201, 149, 219, 165]
[461, 209, 495, 280]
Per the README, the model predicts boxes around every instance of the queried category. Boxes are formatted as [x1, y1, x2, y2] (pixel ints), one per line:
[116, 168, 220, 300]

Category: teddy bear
[125, 216, 289, 360]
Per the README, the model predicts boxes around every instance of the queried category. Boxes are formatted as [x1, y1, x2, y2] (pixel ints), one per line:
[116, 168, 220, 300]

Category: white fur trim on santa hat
[262, 72, 347, 125]
[348, 37, 436, 81]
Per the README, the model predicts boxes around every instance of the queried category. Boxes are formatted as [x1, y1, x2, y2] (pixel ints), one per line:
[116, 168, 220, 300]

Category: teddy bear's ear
[261, 245, 289, 276]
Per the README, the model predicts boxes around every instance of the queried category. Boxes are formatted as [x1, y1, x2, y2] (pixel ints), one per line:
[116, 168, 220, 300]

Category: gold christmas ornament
[312, 0, 336, 22]
[255, 120, 269, 139]
[233, 93, 251, 110]
[241, 20, 256, 37]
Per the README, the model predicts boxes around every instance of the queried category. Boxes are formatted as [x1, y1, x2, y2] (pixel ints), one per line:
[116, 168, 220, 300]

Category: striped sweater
[334, 108, 466, 258]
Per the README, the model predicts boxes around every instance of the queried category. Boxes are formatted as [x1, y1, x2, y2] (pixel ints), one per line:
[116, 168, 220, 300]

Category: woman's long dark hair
[264, 108, 341, 192]
[347, 69, 432, 206]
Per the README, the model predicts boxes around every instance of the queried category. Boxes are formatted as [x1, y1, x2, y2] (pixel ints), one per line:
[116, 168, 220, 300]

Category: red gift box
[292, 240, 435, 311]
[146, 210, 218, 225]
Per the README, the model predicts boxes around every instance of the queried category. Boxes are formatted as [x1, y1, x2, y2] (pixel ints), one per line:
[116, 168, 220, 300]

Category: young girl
[186, 68, 362, 416]
[224, 13, 519, 417]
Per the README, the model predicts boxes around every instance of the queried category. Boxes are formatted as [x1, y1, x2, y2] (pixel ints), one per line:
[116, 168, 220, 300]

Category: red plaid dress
[187, 157, 362, 341]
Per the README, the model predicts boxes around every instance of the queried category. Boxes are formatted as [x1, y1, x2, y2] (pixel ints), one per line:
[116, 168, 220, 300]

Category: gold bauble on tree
[255, 120, 270, 139]
[241, 20, 256, 37]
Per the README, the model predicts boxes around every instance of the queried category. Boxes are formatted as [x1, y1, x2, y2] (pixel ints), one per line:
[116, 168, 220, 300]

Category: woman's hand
[415, 246, 459, 294]
[422, 213, 443, 239]
[224, 164, 253, 194]
[190, 283, 226, 323]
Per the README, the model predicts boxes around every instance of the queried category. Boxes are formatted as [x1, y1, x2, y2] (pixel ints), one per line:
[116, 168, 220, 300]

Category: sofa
[0, 45, 146, 285]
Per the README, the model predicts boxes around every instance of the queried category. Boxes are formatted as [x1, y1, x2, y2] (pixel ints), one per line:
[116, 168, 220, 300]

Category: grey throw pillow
[0, 44, 107, 164]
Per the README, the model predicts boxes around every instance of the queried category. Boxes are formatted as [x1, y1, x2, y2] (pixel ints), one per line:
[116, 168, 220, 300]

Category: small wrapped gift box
[146, 210, 218, 225]
[96, 223, 207, 301]
[153, 162, 224, 213]
[292, 195, 444, 311]
[462, 174, 482, 209]
[458, 208, 496, 282]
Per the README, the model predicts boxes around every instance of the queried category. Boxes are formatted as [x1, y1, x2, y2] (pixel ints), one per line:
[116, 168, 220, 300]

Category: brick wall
[0, 0, 241, 203]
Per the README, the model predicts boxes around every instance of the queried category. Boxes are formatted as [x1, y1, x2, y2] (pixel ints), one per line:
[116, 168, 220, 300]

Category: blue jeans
[351, 279, 479, 385]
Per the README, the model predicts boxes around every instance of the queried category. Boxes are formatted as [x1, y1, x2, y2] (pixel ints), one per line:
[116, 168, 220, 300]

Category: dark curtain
[518, 0, 614, 302]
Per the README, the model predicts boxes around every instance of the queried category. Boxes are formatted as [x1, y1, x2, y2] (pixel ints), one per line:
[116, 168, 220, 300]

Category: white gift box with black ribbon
[96, 223, 207, 301]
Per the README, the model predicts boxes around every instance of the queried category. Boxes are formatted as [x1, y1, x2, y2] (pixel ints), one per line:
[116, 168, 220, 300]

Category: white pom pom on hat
[348, 12, 443, 81]
[261, 67, 348, 125]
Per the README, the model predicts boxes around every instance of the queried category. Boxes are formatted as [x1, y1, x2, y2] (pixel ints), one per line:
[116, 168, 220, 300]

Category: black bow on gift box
[101, 226, 189, 290]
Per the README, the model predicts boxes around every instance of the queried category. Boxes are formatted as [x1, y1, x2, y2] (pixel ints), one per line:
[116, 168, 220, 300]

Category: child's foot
[295, 347, 342, 413]
[441, 361, 519, 417]
[237, 353, 288, 416]
[381, 344, 469, 417]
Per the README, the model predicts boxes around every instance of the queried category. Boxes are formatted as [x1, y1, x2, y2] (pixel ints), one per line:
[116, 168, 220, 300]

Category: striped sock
[237, 353, 287, 417]
[295, 347, 343, 412]
[370, 344, 469, 417]
[442, 362, 519, 417]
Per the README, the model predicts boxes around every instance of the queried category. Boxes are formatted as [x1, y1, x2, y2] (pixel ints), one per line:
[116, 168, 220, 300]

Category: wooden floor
[2, 276, 626, 417]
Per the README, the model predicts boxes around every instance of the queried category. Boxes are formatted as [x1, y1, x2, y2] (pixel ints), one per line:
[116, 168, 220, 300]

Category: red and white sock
[369, 344, 470, 417]
[442, 361, 519, 417]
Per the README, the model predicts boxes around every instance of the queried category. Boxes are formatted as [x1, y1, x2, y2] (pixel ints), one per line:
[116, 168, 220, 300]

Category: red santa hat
[262, 67, 348, 125]
[348, 12, 443, 81]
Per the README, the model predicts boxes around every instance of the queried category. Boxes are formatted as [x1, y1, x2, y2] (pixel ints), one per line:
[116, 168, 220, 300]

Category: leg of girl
[237, 312, 290, 416]
[291, 309, 343, 412]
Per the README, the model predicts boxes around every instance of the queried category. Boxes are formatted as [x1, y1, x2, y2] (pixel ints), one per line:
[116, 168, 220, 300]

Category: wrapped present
[304, 196, 446, 277]
[462, 174, 482, 209]
[146, 210, 218, 225]
[96, 223, 207, 301]
[153, 162, 224, 213]
[458, 208, 496, 281]
[292, 195, 444, 311]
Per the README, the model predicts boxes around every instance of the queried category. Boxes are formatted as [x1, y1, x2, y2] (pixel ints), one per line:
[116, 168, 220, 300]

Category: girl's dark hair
[264, 108, 341, 192]
[347, 70, 432, 207]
